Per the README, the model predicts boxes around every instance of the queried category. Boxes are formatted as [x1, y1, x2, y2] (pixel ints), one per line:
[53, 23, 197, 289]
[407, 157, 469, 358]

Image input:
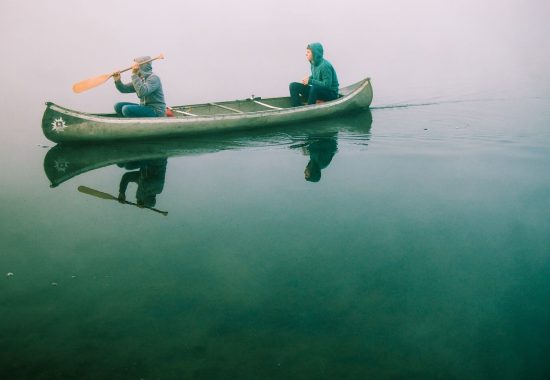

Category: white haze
[0, 0, 549, 119]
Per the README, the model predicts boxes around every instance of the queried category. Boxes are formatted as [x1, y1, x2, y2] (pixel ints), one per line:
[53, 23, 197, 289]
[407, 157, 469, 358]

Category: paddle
[77, 185, 168, 216]
[72, 54, 165, 94]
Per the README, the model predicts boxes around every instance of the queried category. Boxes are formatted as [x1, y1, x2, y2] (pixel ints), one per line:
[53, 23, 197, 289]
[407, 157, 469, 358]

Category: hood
[134, 56, 153, 76]
[307, 43, 324, 65]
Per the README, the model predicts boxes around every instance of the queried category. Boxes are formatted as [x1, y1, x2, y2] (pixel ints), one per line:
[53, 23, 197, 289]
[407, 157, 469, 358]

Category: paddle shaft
[72, 54, 164, 93]
[113, 54, 164, 75]
[77, 186, 168, 216]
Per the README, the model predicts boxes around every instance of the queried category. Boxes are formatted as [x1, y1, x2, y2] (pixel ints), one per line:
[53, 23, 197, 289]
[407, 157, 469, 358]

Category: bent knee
[121, 105, 135, 117]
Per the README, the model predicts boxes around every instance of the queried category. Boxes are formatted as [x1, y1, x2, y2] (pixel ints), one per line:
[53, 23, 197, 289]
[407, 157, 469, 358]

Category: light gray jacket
[115, 56, 166, 116]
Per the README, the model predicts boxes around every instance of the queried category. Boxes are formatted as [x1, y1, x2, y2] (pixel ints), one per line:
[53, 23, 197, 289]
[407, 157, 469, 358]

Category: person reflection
[117, 158, 167, 207]
[302, 134, 338, 182]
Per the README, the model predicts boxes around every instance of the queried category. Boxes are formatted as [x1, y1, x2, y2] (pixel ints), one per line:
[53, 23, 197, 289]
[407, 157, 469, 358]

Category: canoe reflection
[43, 109, 372, 192]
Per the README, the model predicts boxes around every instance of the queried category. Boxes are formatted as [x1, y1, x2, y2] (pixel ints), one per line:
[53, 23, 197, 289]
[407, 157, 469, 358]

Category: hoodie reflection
[301, 133, 338, 182]
[117, 158, 167, 207]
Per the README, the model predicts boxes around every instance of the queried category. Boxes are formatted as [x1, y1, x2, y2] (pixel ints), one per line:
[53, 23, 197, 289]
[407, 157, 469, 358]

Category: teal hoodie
[115, 56, 166, 116]
[307, 43, 339, 93]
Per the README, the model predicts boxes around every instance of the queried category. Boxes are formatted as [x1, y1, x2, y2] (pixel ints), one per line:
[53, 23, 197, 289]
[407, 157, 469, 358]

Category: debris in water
[7, 272, 14, 277]
[51, 282, 58, 286]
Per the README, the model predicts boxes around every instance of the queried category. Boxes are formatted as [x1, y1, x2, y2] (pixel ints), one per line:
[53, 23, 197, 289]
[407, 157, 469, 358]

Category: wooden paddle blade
[72, 73, 113, 93]
[78, 185, 117, 201]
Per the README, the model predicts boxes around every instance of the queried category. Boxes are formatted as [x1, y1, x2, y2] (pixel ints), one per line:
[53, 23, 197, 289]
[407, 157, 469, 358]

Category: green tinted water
[1, 101, 549, 379]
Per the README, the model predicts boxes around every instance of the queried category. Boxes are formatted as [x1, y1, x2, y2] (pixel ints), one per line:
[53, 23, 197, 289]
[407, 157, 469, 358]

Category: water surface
[1, 1, 549, 379]
[2, 99, 549, 379]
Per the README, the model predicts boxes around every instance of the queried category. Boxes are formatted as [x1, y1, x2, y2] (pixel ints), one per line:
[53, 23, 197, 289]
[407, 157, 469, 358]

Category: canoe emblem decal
[51, 117, 67, 132]
[54, 158, 69, 172]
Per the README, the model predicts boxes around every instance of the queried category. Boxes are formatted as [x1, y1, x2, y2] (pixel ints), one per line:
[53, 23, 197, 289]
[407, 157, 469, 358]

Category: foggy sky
[1, 0, 549, 115]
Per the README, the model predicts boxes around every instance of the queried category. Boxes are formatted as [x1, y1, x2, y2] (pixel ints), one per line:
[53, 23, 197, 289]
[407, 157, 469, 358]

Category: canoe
[41, 77, 372, 143]
[43, 108, 372, 187]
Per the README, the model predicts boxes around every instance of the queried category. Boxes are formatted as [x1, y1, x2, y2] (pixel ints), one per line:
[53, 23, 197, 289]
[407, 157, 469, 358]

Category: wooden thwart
[253, 100, 282, 110]
[170, 108, 197, 116]
[209, 102, 244, 114]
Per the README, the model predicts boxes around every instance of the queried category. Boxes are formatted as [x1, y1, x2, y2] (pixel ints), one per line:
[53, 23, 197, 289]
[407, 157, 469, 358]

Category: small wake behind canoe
[42, 78, 372, 143]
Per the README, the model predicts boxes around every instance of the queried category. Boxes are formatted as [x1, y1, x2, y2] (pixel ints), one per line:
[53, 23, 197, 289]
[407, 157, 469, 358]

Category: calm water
[1, 98, 549, 379]
[2, 1, 550, 379]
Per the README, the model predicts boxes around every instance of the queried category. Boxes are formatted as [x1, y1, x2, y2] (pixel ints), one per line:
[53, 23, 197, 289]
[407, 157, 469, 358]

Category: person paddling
[289, 43, 339, 107]
[113, 56, 166, 117]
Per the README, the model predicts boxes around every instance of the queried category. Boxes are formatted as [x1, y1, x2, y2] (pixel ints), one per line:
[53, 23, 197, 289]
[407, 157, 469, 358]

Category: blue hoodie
[115, 56, 166, 116]
[307, 43, 339, 93]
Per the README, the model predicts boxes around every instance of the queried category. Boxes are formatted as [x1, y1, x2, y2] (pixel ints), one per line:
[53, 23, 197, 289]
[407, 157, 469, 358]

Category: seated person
[113, 56, 166, 117]
[289, 43, 339, 107]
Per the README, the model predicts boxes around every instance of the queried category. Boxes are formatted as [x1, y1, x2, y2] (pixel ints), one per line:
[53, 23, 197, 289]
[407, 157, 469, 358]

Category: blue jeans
[289, 82, 338, 107]
[114, 102, 158, 117]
